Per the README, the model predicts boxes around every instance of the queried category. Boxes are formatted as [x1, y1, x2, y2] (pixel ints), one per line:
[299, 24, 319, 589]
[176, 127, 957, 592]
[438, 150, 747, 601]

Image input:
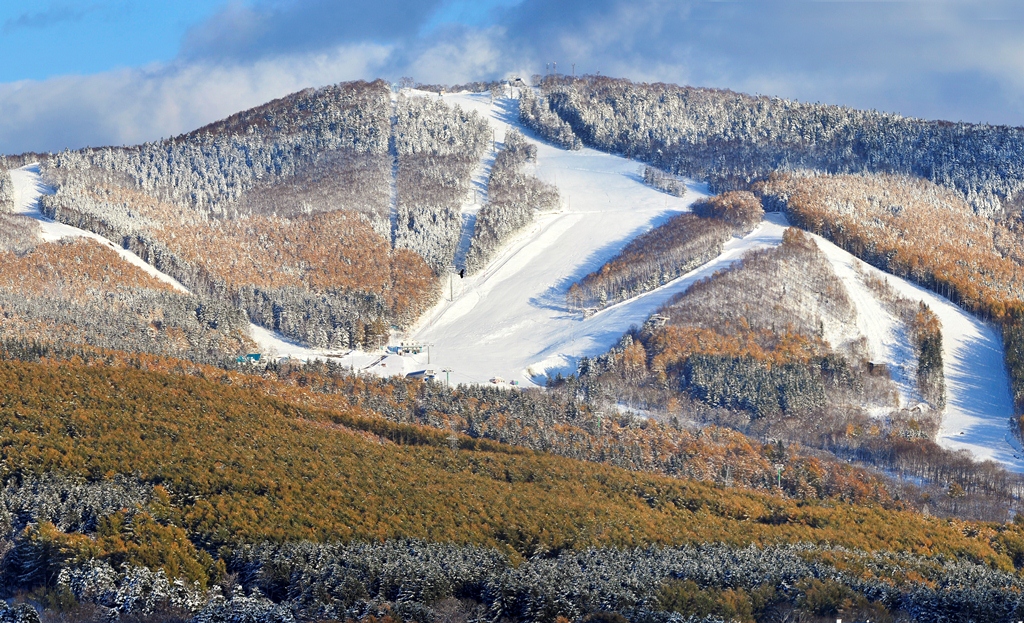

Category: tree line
[568, 190, 762, 312]
[526, 74, 1024, 216]
[465, 129, 559, 273]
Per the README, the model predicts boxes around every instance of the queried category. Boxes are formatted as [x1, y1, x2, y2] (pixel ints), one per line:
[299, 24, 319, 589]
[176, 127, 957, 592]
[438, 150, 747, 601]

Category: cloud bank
[3, 0, 1024, 154]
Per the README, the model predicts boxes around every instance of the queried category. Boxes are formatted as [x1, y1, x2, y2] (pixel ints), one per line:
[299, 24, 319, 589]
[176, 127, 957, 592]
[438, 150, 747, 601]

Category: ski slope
[811, 233, 1021, 470]
[400, 91, 785, 386]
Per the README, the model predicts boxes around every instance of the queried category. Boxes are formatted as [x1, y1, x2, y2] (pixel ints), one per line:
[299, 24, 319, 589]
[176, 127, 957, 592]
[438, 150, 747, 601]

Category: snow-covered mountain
[2, 76, 1023, 500]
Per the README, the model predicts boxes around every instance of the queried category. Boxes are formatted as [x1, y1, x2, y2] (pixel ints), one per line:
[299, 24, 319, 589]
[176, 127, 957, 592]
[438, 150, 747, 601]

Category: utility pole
[572, 63, 575, 77]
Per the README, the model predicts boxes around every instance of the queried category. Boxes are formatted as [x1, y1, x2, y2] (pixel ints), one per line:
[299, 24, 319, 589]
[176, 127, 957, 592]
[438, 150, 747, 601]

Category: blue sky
[0, 2, 225, 81]
[2, 0, 1024, 153]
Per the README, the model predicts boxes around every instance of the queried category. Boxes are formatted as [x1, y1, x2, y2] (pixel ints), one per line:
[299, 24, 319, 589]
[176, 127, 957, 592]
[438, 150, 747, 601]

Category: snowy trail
[811, 233, 1021, 471]
[406, 91, 724, 386]
[10, 165, 189, 293]
[9, 164, 409, 374]
[813, 236, 922, 409]
[524, 214, 790, 382]
[452, 128, 496, 271]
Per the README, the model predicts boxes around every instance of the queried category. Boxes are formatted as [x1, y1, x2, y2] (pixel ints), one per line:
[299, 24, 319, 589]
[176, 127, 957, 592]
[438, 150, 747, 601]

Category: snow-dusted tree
[465, 129, 559, 273]
[642, 165, 687, 197]
[0, 215, 39, 254]
[393, 94, 491, 273]
[519, 88, 582, 151]
[0, 169, 14, 213]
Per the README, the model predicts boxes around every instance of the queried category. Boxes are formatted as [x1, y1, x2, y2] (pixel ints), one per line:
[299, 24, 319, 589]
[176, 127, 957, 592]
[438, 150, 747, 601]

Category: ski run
[5, 89, 1021, 472]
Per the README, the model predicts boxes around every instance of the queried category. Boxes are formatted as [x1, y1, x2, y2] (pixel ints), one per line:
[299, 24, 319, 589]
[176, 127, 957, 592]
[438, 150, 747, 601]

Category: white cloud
[401, 27, 505, 85]
[0, 43, 393, 153]
[4, 0, 1024, 154]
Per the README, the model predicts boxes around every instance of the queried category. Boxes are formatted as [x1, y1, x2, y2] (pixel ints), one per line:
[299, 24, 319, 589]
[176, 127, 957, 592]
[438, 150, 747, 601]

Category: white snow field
[811, 234, 1021, 470]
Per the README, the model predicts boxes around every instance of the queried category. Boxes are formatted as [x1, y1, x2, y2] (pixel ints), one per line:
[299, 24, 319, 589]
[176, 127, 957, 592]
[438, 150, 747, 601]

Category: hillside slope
[811, 233, 1019, 466]
[405, 93, 790, 385]
[4, 165, 254, 362]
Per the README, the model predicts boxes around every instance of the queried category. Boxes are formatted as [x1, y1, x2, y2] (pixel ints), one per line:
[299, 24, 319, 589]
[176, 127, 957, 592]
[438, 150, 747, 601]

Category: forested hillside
[0, 232, 252, 362]
[586, 228, 872, 416]
[573, 227, 1012, 518]
[32, 83, 505, 347]
[518, 87, 581, 150]
[46, 81, 392, 215]
[465, 129, 559, 272]
[568, 191, 761, 311]
[525, 75, 1024, 215]
[3, 352, 1024, 621]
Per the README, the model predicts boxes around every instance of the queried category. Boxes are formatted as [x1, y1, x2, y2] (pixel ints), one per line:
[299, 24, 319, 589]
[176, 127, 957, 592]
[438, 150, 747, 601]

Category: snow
[813, 235, 924, 410]
[247, 323, 434, 376]
[393, 91, 785, 387]
[8, 95, 1021, 472]
[9, 164, 190, 293]
[811, 233, 1022, 471]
